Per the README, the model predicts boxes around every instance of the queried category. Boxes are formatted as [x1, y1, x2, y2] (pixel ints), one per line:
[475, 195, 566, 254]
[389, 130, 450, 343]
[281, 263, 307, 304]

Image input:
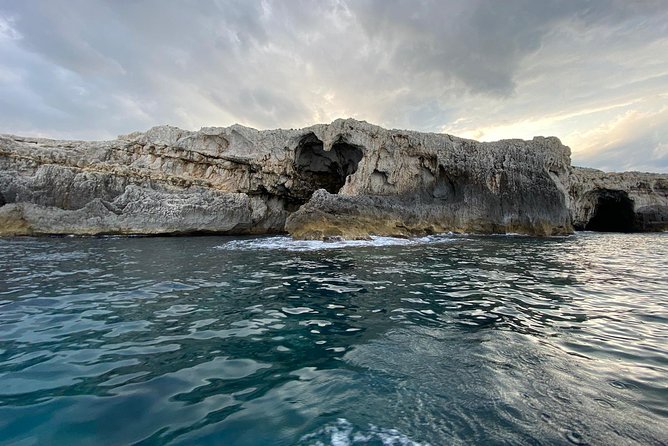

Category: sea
[0, 232, 666, 445]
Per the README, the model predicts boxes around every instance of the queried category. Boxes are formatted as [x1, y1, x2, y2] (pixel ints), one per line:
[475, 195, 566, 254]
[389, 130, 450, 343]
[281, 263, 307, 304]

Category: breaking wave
[299, 418, 430, 446]
[215, 234, 461, 252]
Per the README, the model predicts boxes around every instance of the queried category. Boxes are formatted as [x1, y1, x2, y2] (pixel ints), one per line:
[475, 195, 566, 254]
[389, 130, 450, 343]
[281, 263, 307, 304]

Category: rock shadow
[432, 166, 458, 201]
[584, 189, 636, 232]
[294, 133, 363, 197]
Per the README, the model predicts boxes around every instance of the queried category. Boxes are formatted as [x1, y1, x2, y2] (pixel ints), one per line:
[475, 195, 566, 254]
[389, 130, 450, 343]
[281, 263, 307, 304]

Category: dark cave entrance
[585, 190, 636, 232]
[294, 133, 364, 197]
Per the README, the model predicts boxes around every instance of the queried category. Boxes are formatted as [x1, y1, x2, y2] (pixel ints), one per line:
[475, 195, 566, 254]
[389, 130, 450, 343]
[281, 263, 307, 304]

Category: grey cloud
[208, 87, 311, 129]
[352, 0, 667, 96]
[0, 0, 328, 133]
[0, 0, 666, 172]
[573, 110, 668, 173]
[576, 138, 668, 173]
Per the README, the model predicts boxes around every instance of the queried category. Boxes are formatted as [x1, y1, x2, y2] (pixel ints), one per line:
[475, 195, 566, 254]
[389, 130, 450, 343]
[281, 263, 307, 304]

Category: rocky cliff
[569, 167, 668, 232]
[0, 119, 664, 238]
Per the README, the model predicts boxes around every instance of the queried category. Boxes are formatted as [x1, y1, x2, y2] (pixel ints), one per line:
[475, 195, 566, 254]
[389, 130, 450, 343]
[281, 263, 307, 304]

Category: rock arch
[584, 189, 636, 232]
[294, 133, 363, 197]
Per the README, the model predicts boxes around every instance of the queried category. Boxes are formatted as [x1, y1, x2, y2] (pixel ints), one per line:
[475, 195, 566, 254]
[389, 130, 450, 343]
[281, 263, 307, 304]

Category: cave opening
[294, 133, 363, 197]
[585, 190, 636, 232]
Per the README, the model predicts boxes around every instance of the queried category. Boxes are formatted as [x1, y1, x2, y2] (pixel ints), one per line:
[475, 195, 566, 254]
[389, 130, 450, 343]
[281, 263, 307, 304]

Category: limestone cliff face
[285, 121, 573, 238]
[569, 167, 668, 232]
[0, 118, 624, 238]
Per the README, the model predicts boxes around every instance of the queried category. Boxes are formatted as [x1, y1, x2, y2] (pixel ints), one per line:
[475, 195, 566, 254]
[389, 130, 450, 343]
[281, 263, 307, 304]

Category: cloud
[572, 103, 668, 172]
[0, 0, 667, 172]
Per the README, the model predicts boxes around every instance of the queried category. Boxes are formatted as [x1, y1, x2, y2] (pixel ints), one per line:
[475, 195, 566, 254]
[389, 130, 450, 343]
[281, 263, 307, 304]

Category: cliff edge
[0, 119, 664, 238]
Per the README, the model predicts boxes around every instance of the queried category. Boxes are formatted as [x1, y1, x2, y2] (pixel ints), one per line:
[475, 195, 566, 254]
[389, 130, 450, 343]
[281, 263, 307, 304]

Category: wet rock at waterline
[0, 119, 665, 237]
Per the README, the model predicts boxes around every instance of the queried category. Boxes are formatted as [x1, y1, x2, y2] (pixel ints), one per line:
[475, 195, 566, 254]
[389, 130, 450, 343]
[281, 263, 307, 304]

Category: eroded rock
[0, 119, 663, 238]
[569, 167, 668, 232]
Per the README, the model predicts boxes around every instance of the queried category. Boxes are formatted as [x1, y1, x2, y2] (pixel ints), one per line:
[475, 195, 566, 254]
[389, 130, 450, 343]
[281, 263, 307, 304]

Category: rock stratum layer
[0, 119, 665, 238]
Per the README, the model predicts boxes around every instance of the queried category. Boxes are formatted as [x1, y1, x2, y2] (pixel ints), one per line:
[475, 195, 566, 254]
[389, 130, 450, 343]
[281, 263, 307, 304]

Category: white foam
[300, 418, 430, 446]
[215, 234, 459, 252]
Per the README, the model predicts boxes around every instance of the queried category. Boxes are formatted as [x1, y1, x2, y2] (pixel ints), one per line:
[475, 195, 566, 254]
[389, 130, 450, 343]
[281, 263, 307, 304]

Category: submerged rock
[0, 119, 664, 237]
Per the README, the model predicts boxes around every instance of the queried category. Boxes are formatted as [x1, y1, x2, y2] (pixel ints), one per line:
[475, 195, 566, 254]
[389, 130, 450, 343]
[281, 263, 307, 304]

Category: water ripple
[0, 233, 666, 445]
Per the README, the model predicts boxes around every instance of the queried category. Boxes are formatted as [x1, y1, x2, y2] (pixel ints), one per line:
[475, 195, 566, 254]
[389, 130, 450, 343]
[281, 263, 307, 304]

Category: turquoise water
[0, 233, 666, 445]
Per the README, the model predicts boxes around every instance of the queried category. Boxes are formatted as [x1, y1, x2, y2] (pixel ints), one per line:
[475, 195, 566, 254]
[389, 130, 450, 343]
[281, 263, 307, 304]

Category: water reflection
[0, 233, 666, 445]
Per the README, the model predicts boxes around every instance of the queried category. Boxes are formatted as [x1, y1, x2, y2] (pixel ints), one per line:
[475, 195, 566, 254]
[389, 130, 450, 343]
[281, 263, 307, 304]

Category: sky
[1, 0, 667, 172]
